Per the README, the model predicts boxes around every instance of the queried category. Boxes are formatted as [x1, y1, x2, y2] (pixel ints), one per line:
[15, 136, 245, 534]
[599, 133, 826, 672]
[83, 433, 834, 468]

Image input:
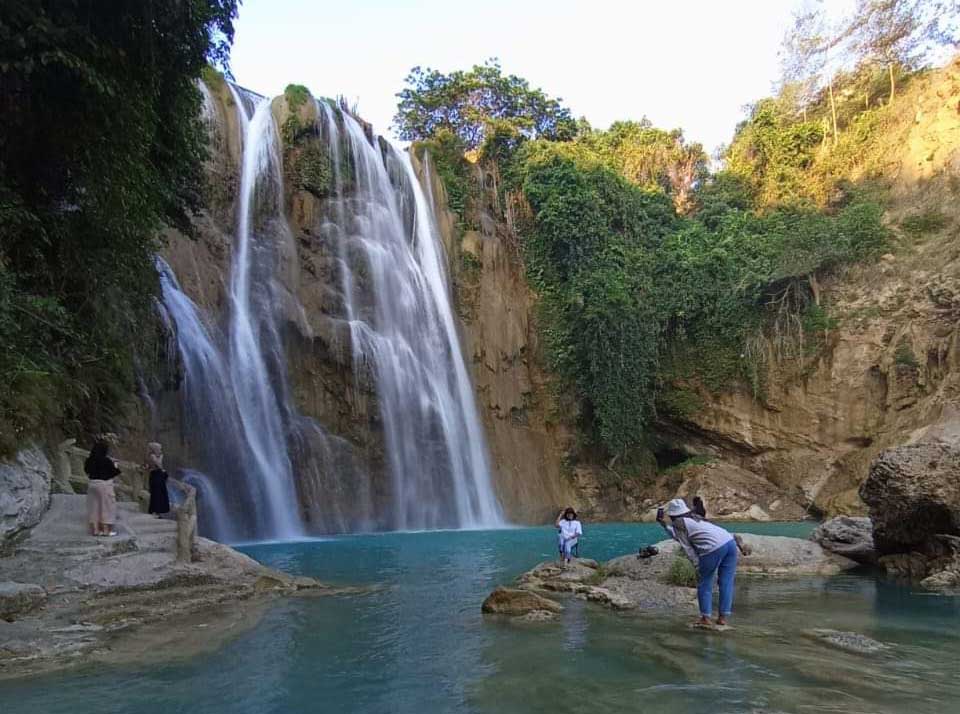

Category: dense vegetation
[508, 138, 886, 458]
[395, 0, 960, 461]
[0, 1, 238, 454]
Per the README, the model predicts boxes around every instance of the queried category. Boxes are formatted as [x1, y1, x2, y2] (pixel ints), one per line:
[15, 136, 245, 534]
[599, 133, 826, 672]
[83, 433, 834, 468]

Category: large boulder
[860, 443, 960, 554]
[810, 516, 877, 565]
[481, 587, 563, 616]
[656, 536, 858, 576]
[0, 446, 52, 544]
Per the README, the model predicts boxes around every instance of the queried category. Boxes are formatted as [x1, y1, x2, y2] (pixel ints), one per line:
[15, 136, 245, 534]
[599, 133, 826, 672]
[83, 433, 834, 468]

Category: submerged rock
[803, 628, 889, 655]
[481, 587, 563, 616]
[810, 516, 877, 565]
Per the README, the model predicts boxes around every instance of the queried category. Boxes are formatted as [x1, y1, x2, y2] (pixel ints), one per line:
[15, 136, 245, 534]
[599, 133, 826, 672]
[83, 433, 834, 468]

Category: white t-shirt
[558, 519, 582, 540]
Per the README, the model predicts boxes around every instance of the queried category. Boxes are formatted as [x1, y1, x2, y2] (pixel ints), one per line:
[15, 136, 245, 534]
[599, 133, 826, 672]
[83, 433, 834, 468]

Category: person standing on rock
[145, 442, 171, 518]
[84, 439, 121, 537]
[657, 498, 739, 627]
[556, 507, 582, 565]
[689, 495, 752, 557]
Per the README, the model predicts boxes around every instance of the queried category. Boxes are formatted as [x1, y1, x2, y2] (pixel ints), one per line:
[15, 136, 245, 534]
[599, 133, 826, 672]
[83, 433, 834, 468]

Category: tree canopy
[0, 0, 238, 453]
[393, 59, 577, 151]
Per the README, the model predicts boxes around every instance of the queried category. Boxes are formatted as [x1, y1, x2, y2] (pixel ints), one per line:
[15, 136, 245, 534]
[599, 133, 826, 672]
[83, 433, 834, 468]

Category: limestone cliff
[654, 60, 960, 518]
[116, 61, 960, 528]
[417, 61, 960, 523]
[415, 156, 579, 523]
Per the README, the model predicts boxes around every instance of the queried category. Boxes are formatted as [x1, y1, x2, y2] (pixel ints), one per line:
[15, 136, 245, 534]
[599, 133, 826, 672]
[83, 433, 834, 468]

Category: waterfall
[224, 90, 302, 539]
[156, 253, 301, 542]
[153, 85, 503, 540]
[316, 102, 503, 530]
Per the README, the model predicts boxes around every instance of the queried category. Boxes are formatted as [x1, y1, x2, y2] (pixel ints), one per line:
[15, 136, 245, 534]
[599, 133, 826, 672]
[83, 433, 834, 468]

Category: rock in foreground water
[481, 587, 563, 616]
[485, 534, 855, 616]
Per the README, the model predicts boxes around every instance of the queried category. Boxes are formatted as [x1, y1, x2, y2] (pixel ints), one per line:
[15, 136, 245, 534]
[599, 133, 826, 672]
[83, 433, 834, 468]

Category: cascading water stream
[225, 91, 301, 539]
[153, 87, 302, 541]
[316, 103, 503, 530]
[154, 86, 502, 539]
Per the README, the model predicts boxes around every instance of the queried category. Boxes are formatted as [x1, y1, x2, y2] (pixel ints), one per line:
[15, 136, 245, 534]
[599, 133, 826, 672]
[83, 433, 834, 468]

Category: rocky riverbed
[0, 495, 355, 680]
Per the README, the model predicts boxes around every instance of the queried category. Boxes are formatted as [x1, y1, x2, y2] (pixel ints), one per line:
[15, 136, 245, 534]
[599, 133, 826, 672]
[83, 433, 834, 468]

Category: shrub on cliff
[0, 0, 238, 454]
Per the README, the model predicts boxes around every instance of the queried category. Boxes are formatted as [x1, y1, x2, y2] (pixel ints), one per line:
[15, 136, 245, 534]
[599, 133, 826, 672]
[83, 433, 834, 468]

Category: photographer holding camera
[657, 498, 739, 627]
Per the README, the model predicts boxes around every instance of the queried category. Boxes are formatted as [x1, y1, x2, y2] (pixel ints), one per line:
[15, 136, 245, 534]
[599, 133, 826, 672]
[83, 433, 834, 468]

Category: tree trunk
[889, 63, 896, 105]
[829, 80, 839, 146]
[809, 274, 821, 306]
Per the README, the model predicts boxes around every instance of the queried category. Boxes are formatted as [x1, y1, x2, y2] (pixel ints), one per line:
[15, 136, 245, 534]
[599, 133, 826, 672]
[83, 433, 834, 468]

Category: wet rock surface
[487, 534, 857, 615]
[0, 495, 346, 680]
[803, 629, 890, 655]
[0, 582, 47, 621]
[481, 587, 562, 617]
[810, 516, 878, 565]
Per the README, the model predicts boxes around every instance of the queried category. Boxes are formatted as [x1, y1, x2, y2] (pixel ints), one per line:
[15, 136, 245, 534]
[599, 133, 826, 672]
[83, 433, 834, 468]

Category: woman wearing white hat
[657, 498, 739, 626]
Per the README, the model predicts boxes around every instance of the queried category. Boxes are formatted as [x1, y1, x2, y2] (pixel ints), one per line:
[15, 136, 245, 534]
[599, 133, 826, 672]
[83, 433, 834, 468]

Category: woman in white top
[657, 498, 739, 626]
[556, 507, 582, 564]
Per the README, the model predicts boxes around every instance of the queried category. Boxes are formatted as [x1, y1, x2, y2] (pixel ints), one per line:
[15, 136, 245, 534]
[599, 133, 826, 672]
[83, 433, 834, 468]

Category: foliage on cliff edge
[0, 0, 238, 455]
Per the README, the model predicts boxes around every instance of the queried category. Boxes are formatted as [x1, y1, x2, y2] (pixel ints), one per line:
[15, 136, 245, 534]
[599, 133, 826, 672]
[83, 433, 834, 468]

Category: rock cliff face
[0, 447, 51, 547]
[648, 62, 960, 518]
[106, 61, 960, 528]
[417, 159, 578, 523]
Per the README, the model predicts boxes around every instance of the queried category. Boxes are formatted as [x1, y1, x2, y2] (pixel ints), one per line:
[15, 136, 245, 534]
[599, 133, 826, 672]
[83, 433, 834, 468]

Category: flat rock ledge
[484, 534, 858, 617]
[0, 496, 355, 680]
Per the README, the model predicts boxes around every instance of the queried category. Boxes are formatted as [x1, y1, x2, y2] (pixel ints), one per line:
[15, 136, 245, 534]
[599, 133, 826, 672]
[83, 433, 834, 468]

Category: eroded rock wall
[416, 157, 579, 523]
[659, 63, 960, 517]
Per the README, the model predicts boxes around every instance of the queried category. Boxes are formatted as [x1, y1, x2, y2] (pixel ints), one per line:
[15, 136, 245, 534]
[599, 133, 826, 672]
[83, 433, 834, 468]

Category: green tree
[393, 59, 577, 150]
[843, 0, 960, 102]
[0, 0, 238, 453]
[580, 121, 708, 214]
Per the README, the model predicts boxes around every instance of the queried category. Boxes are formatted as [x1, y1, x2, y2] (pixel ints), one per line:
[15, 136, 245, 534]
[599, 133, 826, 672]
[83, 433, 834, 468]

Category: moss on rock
[295, 143, 333, 198]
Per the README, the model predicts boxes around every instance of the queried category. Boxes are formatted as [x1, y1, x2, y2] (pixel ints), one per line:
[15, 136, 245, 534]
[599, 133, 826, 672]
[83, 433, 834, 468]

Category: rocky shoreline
[0, 495, 354, 681]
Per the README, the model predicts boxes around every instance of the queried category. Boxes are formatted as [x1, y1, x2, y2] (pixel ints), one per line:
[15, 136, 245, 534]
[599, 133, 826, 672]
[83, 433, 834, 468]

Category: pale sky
[229, 0, 837, 154]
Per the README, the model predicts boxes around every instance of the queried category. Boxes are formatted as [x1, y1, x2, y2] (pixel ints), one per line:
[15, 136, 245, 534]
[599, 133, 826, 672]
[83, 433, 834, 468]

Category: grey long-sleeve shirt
[662, 518, 734, 564]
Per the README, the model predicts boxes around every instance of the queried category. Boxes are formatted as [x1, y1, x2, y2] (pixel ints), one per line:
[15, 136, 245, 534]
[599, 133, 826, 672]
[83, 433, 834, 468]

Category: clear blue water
[3, 522, 958, 713]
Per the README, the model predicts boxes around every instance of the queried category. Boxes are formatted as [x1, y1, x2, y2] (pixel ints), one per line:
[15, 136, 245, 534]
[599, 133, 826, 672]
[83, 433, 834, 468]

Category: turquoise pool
[2, 522, 958, 713]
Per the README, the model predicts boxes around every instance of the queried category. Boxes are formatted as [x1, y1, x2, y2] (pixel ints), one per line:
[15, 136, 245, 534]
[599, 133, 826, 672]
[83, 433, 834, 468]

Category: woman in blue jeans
[657, 498, 739, 626]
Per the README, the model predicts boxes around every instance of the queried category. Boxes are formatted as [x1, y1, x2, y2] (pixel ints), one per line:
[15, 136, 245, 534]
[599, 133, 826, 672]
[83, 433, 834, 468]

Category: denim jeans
[559, 535, 578, 559]
[697, 538, 738, 617]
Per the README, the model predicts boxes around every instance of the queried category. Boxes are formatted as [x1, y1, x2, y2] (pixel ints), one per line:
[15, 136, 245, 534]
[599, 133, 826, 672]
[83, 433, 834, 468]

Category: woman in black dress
[145, 442, 170, 517]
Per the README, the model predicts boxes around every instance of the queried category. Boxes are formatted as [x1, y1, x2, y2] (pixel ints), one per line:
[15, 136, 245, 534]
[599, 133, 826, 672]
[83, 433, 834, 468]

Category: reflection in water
[1, 523, 958, 714]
